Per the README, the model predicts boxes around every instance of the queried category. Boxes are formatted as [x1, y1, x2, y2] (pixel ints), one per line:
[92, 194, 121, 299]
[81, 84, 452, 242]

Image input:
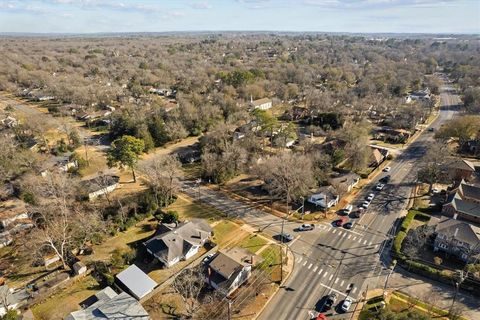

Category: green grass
[212, 220, 241, 244]
[167, 194, 224, 222]
[258, 244, 283, 282]
[237, 234, 268, 254]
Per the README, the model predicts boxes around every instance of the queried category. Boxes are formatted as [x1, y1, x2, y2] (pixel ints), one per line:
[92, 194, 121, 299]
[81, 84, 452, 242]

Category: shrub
[434, 256, 443, 265]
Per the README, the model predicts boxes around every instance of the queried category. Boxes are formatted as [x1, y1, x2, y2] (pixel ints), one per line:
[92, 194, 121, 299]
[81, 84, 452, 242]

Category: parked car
[342, 204, 353, 214]
[366, 193, 375, 201]
[278, 233, 294, 242]
[380, 175, 391, 183]
[335, 217, 348, 227]
[352, 208, 364, 218]
[375, 183, 385, 191]
[297, 224, 315, 231]
[341, 297, 353, 312]
[344, 221, 354, 229]
[383, 166, 391, 172]
[324, 293, 338, 310]
[202, 252, 216, 264]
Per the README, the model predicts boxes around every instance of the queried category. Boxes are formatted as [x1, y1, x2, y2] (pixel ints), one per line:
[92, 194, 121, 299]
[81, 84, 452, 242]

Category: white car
[375, 183, 385, 191]
[341, 297, 353, 312]
[297, 224, 315, 231]
[366, 193, 375, 201]
[383, 167, 391, 172]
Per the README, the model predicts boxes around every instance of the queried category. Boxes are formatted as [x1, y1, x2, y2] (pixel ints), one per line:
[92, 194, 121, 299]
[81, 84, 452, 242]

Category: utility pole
[383, 259, 397, 298]
[84, 138, 89, 166]
[280, 217, 285, 284]
[451, 270, 466, 313]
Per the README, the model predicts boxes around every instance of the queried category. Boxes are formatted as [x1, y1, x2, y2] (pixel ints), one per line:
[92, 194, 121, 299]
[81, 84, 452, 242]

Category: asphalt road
[180, 85, 465, 320]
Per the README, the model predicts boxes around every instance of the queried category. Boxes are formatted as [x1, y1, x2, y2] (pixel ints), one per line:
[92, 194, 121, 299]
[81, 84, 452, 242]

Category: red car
[335, 216, 348, 227]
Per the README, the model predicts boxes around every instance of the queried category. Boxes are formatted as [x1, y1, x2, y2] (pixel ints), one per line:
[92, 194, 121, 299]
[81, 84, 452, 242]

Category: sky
[0, 0, 478, 34]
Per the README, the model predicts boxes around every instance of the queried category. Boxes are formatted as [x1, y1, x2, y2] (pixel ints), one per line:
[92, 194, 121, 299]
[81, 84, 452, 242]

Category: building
[66, 287, 150, 320]
[115, 264, 157, 300]
[448, 159, 476, 182]
[442, 180, 480, 224]
[307, 186, 339, 209]
[428, 216, 480, 263]
[369, 146, 389, 167]
[0, 199, 29, 230]
[250, 97, 272, 110]
[206, 248, 253, 296]
[330, 172, 360, 195]
[82, 175, 120, 201]
[144, 219, 212, 268]
[0, 284, 29, 317]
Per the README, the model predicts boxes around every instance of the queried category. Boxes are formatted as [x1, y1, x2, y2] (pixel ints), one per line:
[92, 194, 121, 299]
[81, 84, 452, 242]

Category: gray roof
[0, 285, 18, 307]
[82, 175, 120, 194]
[115, 264, 156, 300]
[209, 251, 247, 280]
[330, 172, 360, 189]
[66, 288, 149, 320]
[144, 219, 212, 263]
[431, 216, 480, 246]
[458, 182, 480, 201]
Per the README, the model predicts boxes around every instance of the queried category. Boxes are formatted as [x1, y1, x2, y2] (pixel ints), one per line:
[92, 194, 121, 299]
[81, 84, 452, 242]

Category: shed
[73, 261, 87, 275]
[115, 264, 156, 300]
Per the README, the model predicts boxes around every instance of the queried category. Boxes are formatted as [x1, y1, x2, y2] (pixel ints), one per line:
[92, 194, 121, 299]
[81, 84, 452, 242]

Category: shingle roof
[433, 217, 480, 246]
[450, 159, 476, 172]
[209, 251, 246, 280]
[251, 98, 271, 106]
[115, 264, 156, 300]
[458, 182, 480, 201]
[144, 219, 212, 263]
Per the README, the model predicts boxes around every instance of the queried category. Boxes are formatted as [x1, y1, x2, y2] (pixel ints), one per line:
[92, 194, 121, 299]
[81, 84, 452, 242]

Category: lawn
[258, 244, 283, 282]
[212, 220, 248, 247]
[237, 234, 268, 254]
[32, 275, 101, 320]
[167, 194, 224, 222]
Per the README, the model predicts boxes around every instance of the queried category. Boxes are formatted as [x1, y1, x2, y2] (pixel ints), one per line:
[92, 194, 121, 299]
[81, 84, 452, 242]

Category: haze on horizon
[0, 0, 479, 35]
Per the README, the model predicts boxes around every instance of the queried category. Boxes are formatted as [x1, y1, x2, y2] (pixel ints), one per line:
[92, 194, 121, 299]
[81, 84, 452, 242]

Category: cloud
[190, 1, 211, 9]
[303, 0, 460, 9]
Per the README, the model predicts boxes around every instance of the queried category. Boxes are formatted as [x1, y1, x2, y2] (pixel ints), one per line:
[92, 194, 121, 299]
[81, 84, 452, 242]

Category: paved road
[182, 84, 466, 320]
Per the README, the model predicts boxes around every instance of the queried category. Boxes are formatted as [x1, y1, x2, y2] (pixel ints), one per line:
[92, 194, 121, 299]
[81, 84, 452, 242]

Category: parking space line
[334, 278, 339, 284]
[363, 239, 368, 245]
[308, 263, 313, 269]
[352, 288, 357, 294]
[369, 241, 373, 246]
[313, 266, 318, 272]
[323, 272, 328, 278]
[353, 236, 357, 240]
[340, 280, 345, 287]
[329, 274, 333, 281]
[332, 229, 337, 234]
[303, 261, 307, 266]
[318, 269, 323, 276]
[297, 257, 303, 263]
[348, 235, 351, 239]
[342, 232, 347, 238]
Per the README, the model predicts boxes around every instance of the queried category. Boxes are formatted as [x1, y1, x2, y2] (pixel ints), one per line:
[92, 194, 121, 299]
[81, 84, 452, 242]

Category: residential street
[181, 85, 478, 320]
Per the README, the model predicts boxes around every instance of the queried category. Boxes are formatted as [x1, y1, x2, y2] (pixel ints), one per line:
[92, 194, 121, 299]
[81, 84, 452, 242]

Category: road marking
[323, 272, 328, 278]
[352, 287, 357, 294]
[363, 239, 368, 245]
[332, 229, 337, 234]
[369, 241, 373, 246]
[353, 236, 357, 240]
[315, 282, 348, 298]
[340, 280, 345, 287]
[303, 261, 307, 266]
[308, 263, 313, 270]
[297, 257, 303, 263]
[338, 231, 343, 236]
[334, 278, 339, 284]
[329, 274, 333, 281]
[318, 269, 323, 275]
[342, 232, 347, 238]
[313, 266, 318, 272]
[348, 235, 351, 239]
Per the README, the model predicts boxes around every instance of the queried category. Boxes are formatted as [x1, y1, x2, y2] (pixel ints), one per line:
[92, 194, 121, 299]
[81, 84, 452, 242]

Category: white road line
[297, 257, 303, 263]
[332, 229, 337, 234]
[308, 263, 313, 270]
[369, 241, 373, 246]
[340, 280, 345, 287]
[353, 236, 357, 240]
[363, 239, 368, 245]
[348, 235, 351, 239]
[357, 237, 363, 243]
[318, 269, 323, 276]
[313, 266, 318, 272]
[315, 282, 348, 298]
[329, 274, 333, 281]
[323, 272, 328, 278]
[303, 260, 307, 266]
[342, 232, 347, 238]
[334, 278, 339, 284]
[352, 288, 357, 294]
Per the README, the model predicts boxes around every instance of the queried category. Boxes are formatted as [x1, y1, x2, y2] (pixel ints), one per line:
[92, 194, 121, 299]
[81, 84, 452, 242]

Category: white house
[307, 186, 339, 209]
[206, 248, 253, 296]
[250, 97, 272, 110]
[82, 175, 120, 200]
[144, 219, 212, 268]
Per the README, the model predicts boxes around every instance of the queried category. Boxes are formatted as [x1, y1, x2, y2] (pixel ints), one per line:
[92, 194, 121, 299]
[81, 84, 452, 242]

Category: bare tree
[171, 266, 206, 318]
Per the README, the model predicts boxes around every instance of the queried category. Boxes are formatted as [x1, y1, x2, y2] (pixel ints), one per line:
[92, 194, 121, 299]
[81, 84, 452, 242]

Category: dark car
[344, 221, 354, 229]
[324, 293, 338, 310]
[380, 175, 391, 183]
[278, 233, 294, 242]
[335, 217, 348, 227]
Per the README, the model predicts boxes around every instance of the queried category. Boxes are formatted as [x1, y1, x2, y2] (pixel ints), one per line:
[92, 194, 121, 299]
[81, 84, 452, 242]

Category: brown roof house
[206, 247, 254, 296]
[442, 180, 480, 224]
[330, 172, 360, 196]
[448, 159, 476, 182]
[369, 146, 389, 168]
[428, 216, 480, 263]
[144, 219, 212, 268]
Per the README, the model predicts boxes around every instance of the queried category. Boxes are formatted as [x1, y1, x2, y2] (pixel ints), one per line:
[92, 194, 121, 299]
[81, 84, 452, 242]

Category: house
[75, 111, 92, 121]
[369, 146, 389, 167]
[0, 200, 29, 230]
[82, 175, 120, 200]
[442, 180, 480, 223]
[115, 264, 156, 300]
[307, 186, 339, 209]
[330, 172, 360, 195]
[144, 219, 212, 267]
[250, 97, 272, 110]
[72, 261, 87, 276]
[408, 88, 431, 102]
[428, 216, 480, 263]
[66, 287, 150, 320]
[0, 284, 29, 317]
[206, 247, 253, 296]
[448, 159, 476, 182]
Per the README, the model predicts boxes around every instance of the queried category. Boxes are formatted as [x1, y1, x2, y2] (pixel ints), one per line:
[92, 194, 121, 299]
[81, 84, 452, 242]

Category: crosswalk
[296, 255, 359, 297]
[317, 223, 378, 248]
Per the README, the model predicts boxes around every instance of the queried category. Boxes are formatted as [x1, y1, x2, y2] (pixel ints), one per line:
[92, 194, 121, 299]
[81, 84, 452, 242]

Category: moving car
[380, 175, 391, 183]
[341, 297, 353, 312]
[278, 233, 294, 242]
[366, 193, 375, 201]
[324, 293, 338, 310]
[297, 224, 315, 231]
[383, 166, 391, 172]
[335, 217, 348, 227]
[375, 183, 385, 191]
[344, 221, 354, 229]
[342, 204, 353, 214]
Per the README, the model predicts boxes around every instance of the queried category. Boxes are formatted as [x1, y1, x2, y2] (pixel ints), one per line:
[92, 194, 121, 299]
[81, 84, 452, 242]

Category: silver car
[341, 297, 353, 312]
